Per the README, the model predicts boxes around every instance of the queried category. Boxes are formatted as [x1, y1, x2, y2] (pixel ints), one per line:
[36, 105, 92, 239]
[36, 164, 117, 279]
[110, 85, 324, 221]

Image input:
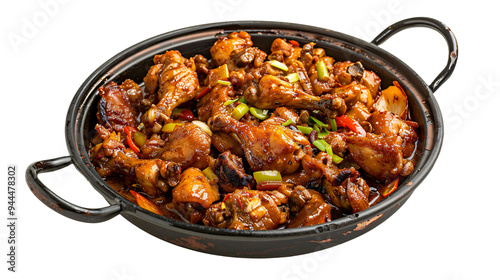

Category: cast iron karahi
[26, 17, 457, 257]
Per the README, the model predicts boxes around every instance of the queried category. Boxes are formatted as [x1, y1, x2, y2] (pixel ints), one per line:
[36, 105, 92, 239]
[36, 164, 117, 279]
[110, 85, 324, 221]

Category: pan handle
[371, 17, 458, 92]
[25, 156, 122, 223]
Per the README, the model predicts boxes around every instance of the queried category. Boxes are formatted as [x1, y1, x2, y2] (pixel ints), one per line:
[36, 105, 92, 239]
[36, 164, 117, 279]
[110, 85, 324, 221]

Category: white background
[1, 0, 499, 279]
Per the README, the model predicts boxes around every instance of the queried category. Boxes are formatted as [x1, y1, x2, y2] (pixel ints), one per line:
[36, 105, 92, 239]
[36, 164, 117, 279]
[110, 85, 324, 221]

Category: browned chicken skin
[210, 114, 311, 174]
[287, 188, 331, 228]
[158, 123, 211, 170]
[97, 81, 139, 132]
[346, 133, 404, 182]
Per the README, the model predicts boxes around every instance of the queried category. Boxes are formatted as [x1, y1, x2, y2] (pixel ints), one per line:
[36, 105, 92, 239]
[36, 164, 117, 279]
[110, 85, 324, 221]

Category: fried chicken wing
[210, 114, 311, 174]
[286, 188, 331, 228]
[210, 31, 253, 71]
[346, 133, 404, 182]
[92, 137, 181, 197]
[203, 188, 287, 230]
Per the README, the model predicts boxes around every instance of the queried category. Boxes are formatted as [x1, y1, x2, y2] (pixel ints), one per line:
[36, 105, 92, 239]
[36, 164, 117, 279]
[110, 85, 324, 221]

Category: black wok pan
[26, 17, 457, 257]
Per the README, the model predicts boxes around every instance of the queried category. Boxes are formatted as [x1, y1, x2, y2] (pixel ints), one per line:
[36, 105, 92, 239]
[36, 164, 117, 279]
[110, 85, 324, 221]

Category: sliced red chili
[236, 197, 243, 209]
[195, 86, 212, 100]
[381, 178, 399, 197]
[289, 40, 299, 47]
[223, 193, 231, 202]
[335, 115, 367, 137]
[124, 126, 140, 154]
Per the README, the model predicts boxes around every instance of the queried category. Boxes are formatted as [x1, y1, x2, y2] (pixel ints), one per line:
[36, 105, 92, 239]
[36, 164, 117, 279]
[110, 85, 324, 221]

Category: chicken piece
[210, 114, 312, 174]
[309, 57, 336, 96]
[211, 132, 245, 158]
[143, 64, 163, 95]
[368, 111, 418, 158]
[361, 70, 381, 98]
[196, 84, 234, 122]
[202, 188, 287, 230]
[143, 50, 199, 124]
[346, 133, 404, 181]
[210, 31, 253, 71]
[172, 167, 220, 223]
[213, 151, 252, 193]
[286, 188, 331, 228]
[139, 134, 166, 159]
[324, 176, 370, 213]
[157, 123, 211, 170]
[244, 75, 346, 118]
[333, 82, 373, 109]
[270, 38, 294, 57]
[301, 152, 359, 187]
[97, 81, 139, 133]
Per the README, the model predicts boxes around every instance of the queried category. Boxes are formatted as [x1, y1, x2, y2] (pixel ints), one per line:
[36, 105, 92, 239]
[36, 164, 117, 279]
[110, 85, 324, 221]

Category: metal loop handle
[371, 17, 458, 92]
[25, 156, 121, 223]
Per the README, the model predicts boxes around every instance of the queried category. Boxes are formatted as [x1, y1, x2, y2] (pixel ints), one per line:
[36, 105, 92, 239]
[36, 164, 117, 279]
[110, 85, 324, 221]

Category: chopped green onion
[314, 140, 342, 163]
[309, 116, 328, 128]
[325, 143, 343, 164]
[270, 60, 289, 71]
[325, 144, 334, 157]
[312, 140, 326, 151]
[330, 118, 337, 131]
[286, 73, 299, 83]
[250, 107, 269, 120]
[331, 153, 343, 164]
[297, 125, 313, 135]
[253, 170, 282, 183]
[223, 98, 239, 106]
[238, 96, 247, 104]
[316, 60, 329, 80]
[217, 80, 231, 86]
[232, 103, 249, 120]
[318, 139, 329, 147]
[282, 119, 294, 126]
